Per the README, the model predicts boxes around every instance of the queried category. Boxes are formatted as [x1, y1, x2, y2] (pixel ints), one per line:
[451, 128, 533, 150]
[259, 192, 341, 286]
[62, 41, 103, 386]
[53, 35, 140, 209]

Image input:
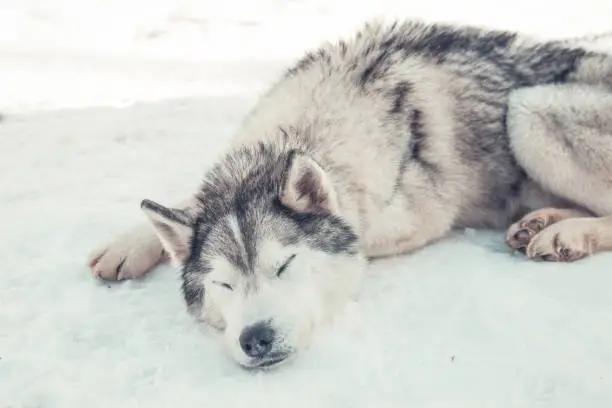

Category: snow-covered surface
[2, 1, 612, 407]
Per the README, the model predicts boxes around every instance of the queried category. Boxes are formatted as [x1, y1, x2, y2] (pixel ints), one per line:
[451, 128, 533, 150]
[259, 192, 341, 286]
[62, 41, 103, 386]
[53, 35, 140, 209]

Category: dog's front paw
[525, 219, 598, 262]
[88, 225, 165, 281]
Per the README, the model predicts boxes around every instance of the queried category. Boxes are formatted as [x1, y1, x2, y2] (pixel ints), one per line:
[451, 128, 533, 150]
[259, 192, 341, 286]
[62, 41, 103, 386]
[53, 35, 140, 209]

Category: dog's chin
[241, 352, 294, 371]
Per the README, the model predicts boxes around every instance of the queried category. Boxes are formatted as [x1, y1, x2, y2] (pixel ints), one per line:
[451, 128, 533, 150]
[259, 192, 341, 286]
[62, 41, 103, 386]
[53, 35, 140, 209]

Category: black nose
[239, 322, 275, 358]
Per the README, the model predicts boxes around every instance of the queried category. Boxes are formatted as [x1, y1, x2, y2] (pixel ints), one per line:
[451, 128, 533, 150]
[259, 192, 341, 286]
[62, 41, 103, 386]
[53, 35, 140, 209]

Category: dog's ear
[280, 152, 339, 215]
[141, 199, 194, 265]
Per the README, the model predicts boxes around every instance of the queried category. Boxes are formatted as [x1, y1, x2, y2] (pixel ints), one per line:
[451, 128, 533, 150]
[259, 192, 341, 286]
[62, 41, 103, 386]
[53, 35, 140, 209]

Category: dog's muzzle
[239, 321, 291, 370]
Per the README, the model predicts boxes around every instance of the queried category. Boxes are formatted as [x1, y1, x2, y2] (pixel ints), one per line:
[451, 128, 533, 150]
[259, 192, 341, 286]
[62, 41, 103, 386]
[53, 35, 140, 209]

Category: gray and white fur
[88, 19, 612, 369]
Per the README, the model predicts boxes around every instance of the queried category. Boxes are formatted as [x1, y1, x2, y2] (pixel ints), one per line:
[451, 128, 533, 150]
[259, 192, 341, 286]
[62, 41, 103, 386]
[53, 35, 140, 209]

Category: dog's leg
[508, 84, 612, 215]
[365, 203, 454, 259]
[507, 83, 612, 261]
[88, 197, 198, 280]
[366, 236, 444, 259]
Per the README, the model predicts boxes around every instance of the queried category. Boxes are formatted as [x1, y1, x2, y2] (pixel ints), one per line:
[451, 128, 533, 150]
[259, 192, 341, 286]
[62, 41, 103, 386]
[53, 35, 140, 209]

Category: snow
[1, 1, 612, 407]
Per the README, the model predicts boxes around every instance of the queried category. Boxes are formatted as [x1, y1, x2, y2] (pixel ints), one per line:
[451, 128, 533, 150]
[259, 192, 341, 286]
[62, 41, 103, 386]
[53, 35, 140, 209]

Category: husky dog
[88, 20, 612, 369]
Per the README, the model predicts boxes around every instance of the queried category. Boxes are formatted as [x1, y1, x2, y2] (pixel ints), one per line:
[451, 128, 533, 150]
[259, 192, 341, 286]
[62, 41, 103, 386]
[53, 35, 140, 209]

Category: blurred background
[1, 0, 611, 113]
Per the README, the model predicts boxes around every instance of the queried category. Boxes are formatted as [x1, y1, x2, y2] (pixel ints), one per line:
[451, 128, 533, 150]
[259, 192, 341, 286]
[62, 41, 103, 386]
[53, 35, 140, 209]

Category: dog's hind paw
[506, 208, 590, 254]
[88, 225, 166, 281]
[506, 212, 552, 254]
[525, 219, 597, 262]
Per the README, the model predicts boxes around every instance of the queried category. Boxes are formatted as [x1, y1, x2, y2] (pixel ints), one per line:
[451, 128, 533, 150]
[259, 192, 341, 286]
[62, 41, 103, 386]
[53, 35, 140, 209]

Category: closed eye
[212, 281, 234, 291]
[277, 254, 297, 277]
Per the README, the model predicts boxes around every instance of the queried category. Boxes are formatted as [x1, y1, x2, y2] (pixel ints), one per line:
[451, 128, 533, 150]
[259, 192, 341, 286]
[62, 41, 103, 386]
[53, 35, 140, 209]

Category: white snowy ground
[2, 1, 612, 407]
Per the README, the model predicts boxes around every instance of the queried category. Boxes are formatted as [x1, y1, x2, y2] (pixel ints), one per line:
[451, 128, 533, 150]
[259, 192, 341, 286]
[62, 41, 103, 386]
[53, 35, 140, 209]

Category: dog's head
[141, 144, 366, 369]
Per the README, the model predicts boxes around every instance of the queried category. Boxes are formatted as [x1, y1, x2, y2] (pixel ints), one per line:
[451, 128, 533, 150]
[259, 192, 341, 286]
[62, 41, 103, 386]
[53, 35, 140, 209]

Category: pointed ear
[280, 152, 339, 215]
[141, 199, 194, 265]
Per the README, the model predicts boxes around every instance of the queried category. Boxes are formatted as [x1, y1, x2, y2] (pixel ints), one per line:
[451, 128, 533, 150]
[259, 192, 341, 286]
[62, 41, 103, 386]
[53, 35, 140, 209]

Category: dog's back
[226, 20, 586, 256]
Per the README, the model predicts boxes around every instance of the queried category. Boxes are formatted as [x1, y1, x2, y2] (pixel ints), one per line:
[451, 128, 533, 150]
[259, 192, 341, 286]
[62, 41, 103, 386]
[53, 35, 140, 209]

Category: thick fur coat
[88, 20, 612, 369]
